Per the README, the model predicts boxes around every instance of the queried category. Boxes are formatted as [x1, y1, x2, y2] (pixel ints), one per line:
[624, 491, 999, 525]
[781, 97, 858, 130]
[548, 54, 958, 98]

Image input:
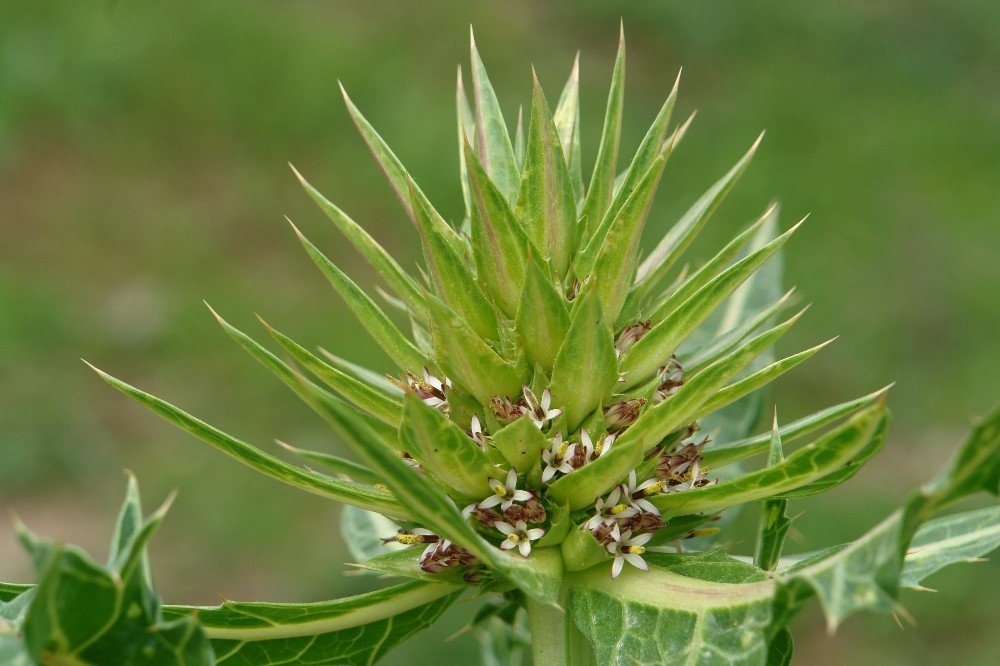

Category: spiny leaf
[514, 71, 577, 279]
[491, 415, 550, 473]
[648, 204, 773, 326]
[463, 137, 532, 318]
[410, 178, 500, 342]
[456, 65, 476, 216]
[753, 415, 791, 571]
[549, 282, 618, 433]
[633, 133, 764, 297]
[340, 84, 465, 255]
[589, 155, 668, 321]
[693, 338, 836, 420]
[622, 217, 804, 387]
[425, 295, 523, 406]
[400, 394, 495, 498]
[317, 347, 404, 397]
[579, 28, 625, 238]
[514, 252, 571, 371]
[469, 28, 519, 203]
[260, 317, 403, 427]
[166, 581, 461, 665]
[900, 506, 1000, 588]
[601, 71, 680, 237]
[87, 363, 408, 520]
[703, 386, 893, 469]
[289, 220, 428, 373]
[276, 440, 381, 486]
[553, 53, 583, 199]
[650, 403, 889, 518]
[291, 165, 428, 321]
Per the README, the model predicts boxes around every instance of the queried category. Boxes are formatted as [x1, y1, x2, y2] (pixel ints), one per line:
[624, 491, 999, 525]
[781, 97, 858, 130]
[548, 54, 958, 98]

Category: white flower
[621, 470, 662, 515]
[478, 468, 532, 511]
[607, 530, 652, 579]
[469, 414, 487, 450]
[584, 486, 638, 530]
[520, 387, 562, 429]
[541, 432, 577, 483]
[420, 367, 451, 409]
[495, 519, 545, 558]
[580, 430, 615, 460]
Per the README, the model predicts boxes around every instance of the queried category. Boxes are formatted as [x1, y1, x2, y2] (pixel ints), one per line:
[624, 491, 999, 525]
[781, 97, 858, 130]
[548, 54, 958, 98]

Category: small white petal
[505, 468, 517, 489]
[461, 504, 477, 518]
[495, 521, 515, 535]
[542, 467, 557, 483]
[611, 557, 625, 579]
[631, 532, 654, 546]
[518, 540, 532, 557]
[526, 528, 546, 540]
[625, 553, 649, 571]
[478, 495, 502, 509]
[512, 490, 533, 502]
[636, 499, 659, 514]
[500, 539, 516, 550]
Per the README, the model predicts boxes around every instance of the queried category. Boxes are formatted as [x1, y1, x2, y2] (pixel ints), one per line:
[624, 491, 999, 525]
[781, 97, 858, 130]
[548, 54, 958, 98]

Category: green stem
[525, 581, 596, 666]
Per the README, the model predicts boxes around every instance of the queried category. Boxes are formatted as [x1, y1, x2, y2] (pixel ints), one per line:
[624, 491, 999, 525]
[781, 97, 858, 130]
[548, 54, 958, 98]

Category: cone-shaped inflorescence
[91, 31, 893, 595]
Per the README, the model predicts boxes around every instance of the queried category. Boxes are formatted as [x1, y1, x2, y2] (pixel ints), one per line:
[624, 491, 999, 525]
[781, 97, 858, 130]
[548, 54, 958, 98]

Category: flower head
[621, 469, 663, 515]
[495, 519, 546, 558]
[541, 432, 577, 483]
[478, 468, 533, 511]
[520, 387, 562, 429]
[585, 486, 638, 530]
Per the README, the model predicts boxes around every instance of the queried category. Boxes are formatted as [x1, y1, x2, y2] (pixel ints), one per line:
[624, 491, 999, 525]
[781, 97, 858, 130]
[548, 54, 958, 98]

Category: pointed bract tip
[202, 300, 225, 325]
[81, 358, 110, 379]
[571, 51, 581, 77]
[618, 18, 625, 43]
[671, 68, 683, 93]
[469, 25, 477, 51]
[274, 439, 298, 453]
[151, 488, 179, 520]
[254, 312, 274, 332]
[284, 215, 304, 237]
[288, 162, 307, 184]
[815, 336, 839, 351]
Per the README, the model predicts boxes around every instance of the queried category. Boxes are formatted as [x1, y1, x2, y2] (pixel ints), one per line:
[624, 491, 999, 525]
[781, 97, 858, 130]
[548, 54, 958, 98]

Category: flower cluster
[540, 429, 615, 483]
[490, 387, 562, 428]
[462, 469, 548, 557]
[391, 367, 451, 412]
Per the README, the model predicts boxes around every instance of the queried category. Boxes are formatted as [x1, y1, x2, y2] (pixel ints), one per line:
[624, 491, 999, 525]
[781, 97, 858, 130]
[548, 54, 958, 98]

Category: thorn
[151, 488, 178, 520]
[469, 25, 477, 51]
[274, 439, 298, 453]
[570, 51, 580, 82]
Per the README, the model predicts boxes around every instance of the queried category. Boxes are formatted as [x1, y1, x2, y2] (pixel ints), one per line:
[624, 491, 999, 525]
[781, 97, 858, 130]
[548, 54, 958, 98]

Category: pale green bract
[4, 28, 998, 665]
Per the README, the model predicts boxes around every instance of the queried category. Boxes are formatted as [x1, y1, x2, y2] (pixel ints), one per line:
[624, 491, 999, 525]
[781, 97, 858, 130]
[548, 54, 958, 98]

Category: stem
[525, 583, 595, 665]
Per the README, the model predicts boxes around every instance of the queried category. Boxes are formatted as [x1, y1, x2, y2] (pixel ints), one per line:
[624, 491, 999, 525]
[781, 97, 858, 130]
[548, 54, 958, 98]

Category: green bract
[4, 29, 998, 666]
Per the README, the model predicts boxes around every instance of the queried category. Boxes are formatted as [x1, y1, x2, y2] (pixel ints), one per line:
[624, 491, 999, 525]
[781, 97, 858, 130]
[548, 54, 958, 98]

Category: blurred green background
[1, 1, 997, 663]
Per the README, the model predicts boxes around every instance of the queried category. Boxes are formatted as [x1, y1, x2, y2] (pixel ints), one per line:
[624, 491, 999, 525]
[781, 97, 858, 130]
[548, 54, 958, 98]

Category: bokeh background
[1, 1, 997, 663]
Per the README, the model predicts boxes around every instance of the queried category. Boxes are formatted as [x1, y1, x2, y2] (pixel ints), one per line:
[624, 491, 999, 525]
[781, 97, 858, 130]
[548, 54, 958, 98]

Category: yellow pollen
[397, 534, 422, 544]
[507, 532, 523, 543]
[641, 481, 665, 496]
[610, 503, 630, 515]
[557, 442, 569, 459]
[626, 545, 646, 555]
[493, 484, 509, 498]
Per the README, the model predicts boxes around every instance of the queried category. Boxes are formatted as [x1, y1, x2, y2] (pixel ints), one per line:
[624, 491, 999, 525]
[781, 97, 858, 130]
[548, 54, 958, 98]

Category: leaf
[588, 155, 668, 320]
[463, 137, 533, 318]
[340, 83, 465, 255]
[773, 404, 1000, 630]
[6, 482, 213, 665]
[400, 393, 496, 497]
[289, 372, 561, 603]
[514, 252, 570, 372]
[546, 311, 802, 509]
[568, 555, 774, 666]
[491, 415, 551, 473]
[260, 318, 403, 427]
[289, 220, 428, 373]
[0, 584, 31, 604]
[426, 295, 523, 405]
[702, 386, 892, 469]
[276, 440, 380, 486]
[549, 282, 618, 433]
[648, 205, 772, 326]
[457, 65, 476, 216]
[900, 505, 1000, 588]
[318, 347, 404, 397]
[410, 179, 499, 343]
[469, 29, 519, 203]
[514, 71, 577, 278]
[340, 505, 405, 563]
[166, 581, 461, 666]
[622, 217, 803, 386]
[513, 105, 526, 170]
[633, 133, 764, 297]
[553, 53, 583, 199]
[693, 338, 835, 421]
[291, 166, 428, 321]
[579, 29, 625, 238]
[651, 403, 889, 518]
[753, 416, 791, 571]
[88, 363, 408, 520]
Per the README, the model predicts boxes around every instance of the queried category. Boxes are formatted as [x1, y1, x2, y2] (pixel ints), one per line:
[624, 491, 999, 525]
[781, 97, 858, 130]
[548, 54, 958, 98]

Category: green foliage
[4, 25, 996, 666]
